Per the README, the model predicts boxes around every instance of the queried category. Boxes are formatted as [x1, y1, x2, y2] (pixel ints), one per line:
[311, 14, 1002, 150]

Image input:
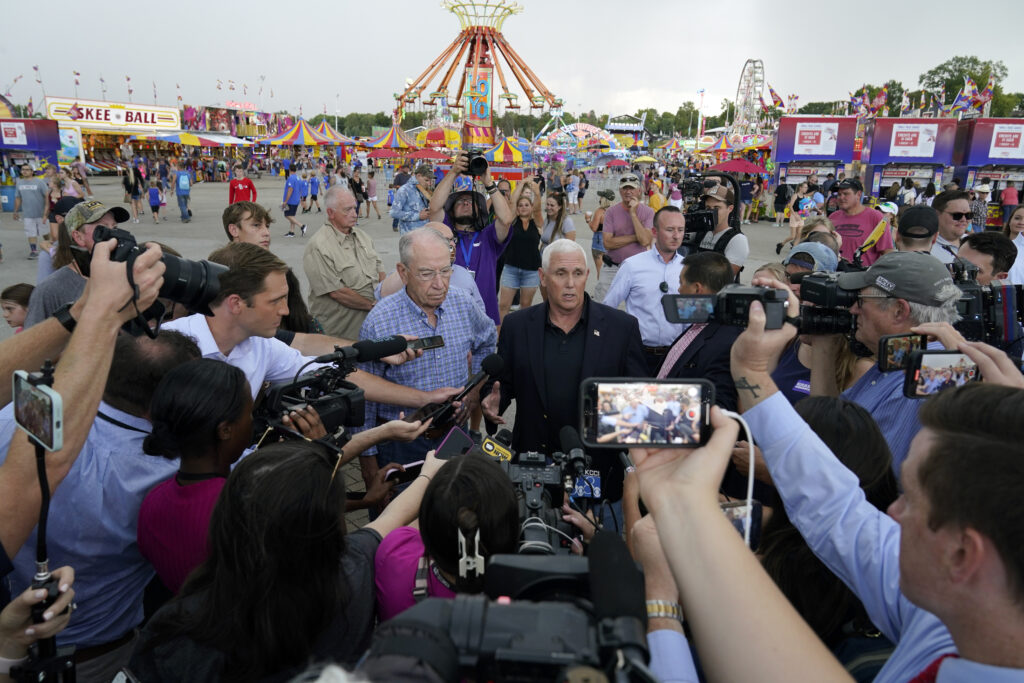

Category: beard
[453, 213, 476, 226]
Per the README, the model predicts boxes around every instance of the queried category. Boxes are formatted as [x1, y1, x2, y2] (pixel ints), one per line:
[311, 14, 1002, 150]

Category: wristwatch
[53, 302, 77, 334]
[646, 599, 684, 622]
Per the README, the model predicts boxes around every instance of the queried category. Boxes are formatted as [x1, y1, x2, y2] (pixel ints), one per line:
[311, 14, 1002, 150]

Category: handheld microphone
[452, 354, 504, 402]
[410, 354, 504, 439]
[587, 531, 649, 667]
[313, 335, 408, 364]
[559, 425, 589, 482]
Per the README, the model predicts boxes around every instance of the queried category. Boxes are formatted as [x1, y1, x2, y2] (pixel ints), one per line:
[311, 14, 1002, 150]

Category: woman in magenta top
[137, 359, 253, 594]
[374, 453, 520, 621]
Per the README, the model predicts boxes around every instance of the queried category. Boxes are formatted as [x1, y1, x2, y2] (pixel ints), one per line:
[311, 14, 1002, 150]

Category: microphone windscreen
[480, 353, 504, 376]
[587, 531, 647, 623]
[559, 425, 585, 454]
[352, 336, 409, 362]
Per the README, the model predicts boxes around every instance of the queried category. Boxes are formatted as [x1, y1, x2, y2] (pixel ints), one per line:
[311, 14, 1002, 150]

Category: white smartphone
[13, 370, 63, 451]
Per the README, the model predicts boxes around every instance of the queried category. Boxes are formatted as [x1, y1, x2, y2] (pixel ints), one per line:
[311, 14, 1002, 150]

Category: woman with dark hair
[916, 181, 937, 207]
[137, 359, 253, 594]
[130, 441, 447, 682]
[1004, 205, 1024, 285]
[497, 180, 544, 321]
[538, 192, 575, 301]
[123, 165, 145, 223]
[738, 397, 899, 680]
[374, 452, 520, 620]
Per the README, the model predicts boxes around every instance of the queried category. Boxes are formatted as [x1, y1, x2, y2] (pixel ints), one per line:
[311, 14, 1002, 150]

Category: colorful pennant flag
[27, 96, 33, 117]
[768, 84, 784, 108]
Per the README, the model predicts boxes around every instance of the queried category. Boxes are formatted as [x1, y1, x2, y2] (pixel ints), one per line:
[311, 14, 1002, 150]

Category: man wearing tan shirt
[303, 186, 385, 339]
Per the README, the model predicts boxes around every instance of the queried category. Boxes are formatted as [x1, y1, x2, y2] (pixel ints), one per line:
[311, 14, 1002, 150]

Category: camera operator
[807, 252, 960, 471]
[23, 199, 131, 329]
[0, 566, 76, 682]
[482, 239, 647, 526]
[594, 173, 654, 302]
[957, 231, 1017, 286]
[894, 205, 940, 253]
[691, 185, 749, 280]
[929, 190, 972, 264]
[0, 239, 164, 604]
[722, 281, 1024, 682]
[428, 150, 514, 325]
[129, 444, 450, 681]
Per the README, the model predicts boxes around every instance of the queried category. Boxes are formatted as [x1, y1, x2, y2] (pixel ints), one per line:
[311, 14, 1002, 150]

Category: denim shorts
[500, 264, 540, 288]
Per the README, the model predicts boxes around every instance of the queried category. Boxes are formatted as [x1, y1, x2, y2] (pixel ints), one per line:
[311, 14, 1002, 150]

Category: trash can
[0, 186, 15, 213]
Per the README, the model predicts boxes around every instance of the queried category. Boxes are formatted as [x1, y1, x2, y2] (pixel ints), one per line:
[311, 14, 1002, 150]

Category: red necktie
[657, 324, 707, 379]
[908, 653, 959, 683]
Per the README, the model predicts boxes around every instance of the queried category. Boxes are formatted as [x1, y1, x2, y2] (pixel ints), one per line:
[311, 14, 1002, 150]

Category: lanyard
[458, 232, 475, 267]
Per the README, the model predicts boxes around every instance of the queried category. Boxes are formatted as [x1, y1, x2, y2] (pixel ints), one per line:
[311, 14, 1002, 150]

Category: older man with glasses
[594, 172, 655, 301]
[929, 190, 973, 264]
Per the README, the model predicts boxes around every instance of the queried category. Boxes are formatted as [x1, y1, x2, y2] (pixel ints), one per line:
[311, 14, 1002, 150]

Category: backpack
[176, 172, 190, 193]
[689, 227, 744, 282]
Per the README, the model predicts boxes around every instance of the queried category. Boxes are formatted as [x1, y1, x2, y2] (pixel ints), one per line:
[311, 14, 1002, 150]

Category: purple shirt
[447, 218, 511, 325]
[603, 202, 655, 265]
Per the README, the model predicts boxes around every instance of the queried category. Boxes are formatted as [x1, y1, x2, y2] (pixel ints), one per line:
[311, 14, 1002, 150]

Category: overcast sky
[3, 0, 1022, 124]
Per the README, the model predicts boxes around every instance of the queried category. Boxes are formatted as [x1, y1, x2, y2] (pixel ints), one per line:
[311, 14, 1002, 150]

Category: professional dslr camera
[466, 150, 489, 177]
[680, 171, 742, 242]
[951, 259, 1024, 352]
[662, 284, 791, 329]
[797, 271, 858, 335]
[85, 225, 227, 335]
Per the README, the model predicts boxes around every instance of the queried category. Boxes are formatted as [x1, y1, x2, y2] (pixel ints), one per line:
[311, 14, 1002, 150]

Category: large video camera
[797, 271, 858, 335]
[662, 284, 791, 329]
[361, 533, 657, 683]
[485, 428, 591, 556]
[680, 171, 742, 243]
[951, 259, 1024, 352]
[90, 225, 227, 325]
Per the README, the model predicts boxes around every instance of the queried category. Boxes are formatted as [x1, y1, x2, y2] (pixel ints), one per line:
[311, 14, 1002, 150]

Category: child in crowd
[2, 283, 34, 333]
[148, 179, 163, 224]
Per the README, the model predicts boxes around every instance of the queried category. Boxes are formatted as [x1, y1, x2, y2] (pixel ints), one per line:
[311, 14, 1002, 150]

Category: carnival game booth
[1, 118, 60, 211]
[314, 121, 357, 164]
[772, 116, 857, 188]
[954, 118, 1024, 227]
[255, 119, 332, 170]
[44, 96, 181, 173]
[861, 117, 958, 199]
[365, 125, 418, 151]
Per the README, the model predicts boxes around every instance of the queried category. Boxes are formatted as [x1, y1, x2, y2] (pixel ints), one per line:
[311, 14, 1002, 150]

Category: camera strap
[96, 411, 150, 434]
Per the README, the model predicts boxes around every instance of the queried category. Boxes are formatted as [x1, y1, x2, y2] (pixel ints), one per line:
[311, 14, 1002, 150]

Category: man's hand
[364, 464, 398, 508]
[959, 340, 1024, 389]
[418, 209, 430, 220]
[451, 151, 469, 175]
[632, 407, 740, 515]
[382, 416, 433, 442]
[912, 321, 967, 350]
[481, 381, 506, 424]
[626, 197, 639, 213]
[381, 336, 424, 366]
[731, 276, 799, 376]
[83, 239, 166, 323]
[281, 405, 328, 440]
[731, 441, 772, 485]
[423, 386, 461, 407]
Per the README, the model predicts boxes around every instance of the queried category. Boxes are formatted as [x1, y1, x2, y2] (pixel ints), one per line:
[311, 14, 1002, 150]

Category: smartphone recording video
[13, 371, 63, 451]
[662, 294, 715, 324]
[878, 333, 927, 372]
[580, 378, 713, 449]
[904, 351, 980, 398]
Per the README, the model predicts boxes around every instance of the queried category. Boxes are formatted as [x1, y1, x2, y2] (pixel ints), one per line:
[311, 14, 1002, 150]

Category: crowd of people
[0, 145, 1023, 683]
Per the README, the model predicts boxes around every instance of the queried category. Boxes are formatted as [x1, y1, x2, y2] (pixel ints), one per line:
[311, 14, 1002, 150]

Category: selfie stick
[11, 361, 78, 682]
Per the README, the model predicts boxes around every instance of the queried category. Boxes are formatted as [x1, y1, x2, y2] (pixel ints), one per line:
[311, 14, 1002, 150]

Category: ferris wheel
[732, 59, 765, 135]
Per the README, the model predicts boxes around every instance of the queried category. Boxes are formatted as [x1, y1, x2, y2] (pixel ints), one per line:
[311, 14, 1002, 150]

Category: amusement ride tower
[394, 0, 560, 146]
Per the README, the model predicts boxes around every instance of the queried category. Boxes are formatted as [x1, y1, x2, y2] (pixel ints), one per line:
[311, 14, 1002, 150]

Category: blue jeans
[176, 193, 189, 220]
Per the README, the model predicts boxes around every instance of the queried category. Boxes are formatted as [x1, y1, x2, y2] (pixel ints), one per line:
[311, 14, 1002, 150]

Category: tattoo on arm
[735, 376, 761, 398]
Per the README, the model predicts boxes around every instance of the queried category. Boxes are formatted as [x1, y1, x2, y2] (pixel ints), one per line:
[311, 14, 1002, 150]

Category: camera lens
[467, 154, 488, 177]
[159, 254, 228, 316]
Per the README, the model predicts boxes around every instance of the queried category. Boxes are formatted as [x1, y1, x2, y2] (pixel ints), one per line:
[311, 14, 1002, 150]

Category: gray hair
[866, 284, 962, 325]
[323, 185, 355, 210]
[541, 238, 587, 270]
[399, 227, 450, 267]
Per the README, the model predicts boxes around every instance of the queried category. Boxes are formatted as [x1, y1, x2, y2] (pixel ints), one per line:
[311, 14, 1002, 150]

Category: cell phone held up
[384, 460, 424, 485]
[13, 370, 63, 451]
[580, 378, 714, 449]
[406, 335, 445, 352]
[903, 350, 980, 398]
[878, 334, 927, 372]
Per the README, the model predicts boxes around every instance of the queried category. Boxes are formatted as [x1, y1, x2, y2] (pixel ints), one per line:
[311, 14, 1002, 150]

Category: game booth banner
[45, 96, 181, 169]
[772, 116, 858, 186]
[182, 103, 274, 138]
[954, 118, 1024, 227]
[861, 117, 958, 197]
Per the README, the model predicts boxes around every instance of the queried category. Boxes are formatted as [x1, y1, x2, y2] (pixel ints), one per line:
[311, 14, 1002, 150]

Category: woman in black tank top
[498, 180, 544, 321]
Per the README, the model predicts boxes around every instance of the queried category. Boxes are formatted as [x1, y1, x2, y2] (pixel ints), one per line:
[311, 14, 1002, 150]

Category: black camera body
[952, 264, 1023, 351]
[253, 366, 365, 444]
[91, 225, 227, 318]
[501, 450, 578, 555]
[796, 272, 860, 335]
[715, 285, 789, 329]
[466, 150, 488, 177]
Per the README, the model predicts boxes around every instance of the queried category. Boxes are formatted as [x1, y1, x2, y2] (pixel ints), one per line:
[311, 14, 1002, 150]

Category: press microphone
[559, 425, 589, 483]
[587, 531, 650, 667]
[313, 335, 408, 364]
[452, 353, 504, 402]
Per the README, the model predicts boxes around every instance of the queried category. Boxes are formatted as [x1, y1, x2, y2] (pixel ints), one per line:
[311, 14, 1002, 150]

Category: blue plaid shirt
[359, 286, 496, 441]
[389, 177, 431, 234]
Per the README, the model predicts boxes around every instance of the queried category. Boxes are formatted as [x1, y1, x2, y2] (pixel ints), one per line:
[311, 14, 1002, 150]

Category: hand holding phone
[13, 371, 63, 451]
[384, 460, 425, 485]
[406, 335, 445, 352]
[878, 334, 927, 372]
[580, 378, 714, 449]
[904, 350, 981, 398]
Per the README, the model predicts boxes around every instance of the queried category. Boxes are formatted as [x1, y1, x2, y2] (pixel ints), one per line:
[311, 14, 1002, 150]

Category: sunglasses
[945, 211, 972, 221]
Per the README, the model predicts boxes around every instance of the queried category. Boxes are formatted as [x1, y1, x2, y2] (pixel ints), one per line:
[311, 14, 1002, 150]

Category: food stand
[861, 117, 958, 198]
[954, 118, 1024, 227]
[772, 116, 858, 188]
[1, 118, 60, 212]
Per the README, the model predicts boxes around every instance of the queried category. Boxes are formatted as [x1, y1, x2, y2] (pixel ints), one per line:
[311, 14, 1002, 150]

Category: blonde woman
[776, 182, 811, 254]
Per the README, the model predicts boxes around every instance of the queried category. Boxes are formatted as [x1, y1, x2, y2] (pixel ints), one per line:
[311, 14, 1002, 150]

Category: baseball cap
[784, 242, 839, 272]
[703, 184, 735, 206]
[833, 177, 863, 193]
[837, 251, 954, 307]
[877, 201, 899, 216]
[897, 205, 939, 239]
[597, 189, 616, 201]
[53, 196, 84, 217]
[64, 199, 130, 232]
[619, 173, 641, 189]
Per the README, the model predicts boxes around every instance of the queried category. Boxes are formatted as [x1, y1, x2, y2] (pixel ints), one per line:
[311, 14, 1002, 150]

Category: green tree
[798, 101, 838, 115]
[918, 56, 1008, 99]
[992, 91, 1024, 117]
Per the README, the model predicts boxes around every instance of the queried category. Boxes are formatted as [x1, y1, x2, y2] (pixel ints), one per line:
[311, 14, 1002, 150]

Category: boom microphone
[313, 336, 409, 364]
[559, 425, 589, 483]
[452, 354, 504, 402]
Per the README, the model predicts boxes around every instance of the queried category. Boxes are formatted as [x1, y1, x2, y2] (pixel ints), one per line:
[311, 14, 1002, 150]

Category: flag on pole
[176, 83, 182, 103]
[126, 75, 133, 99]
[243, 83, 247, 95]
[758, 95, 770, 113]
[32, 66, 41, 84]
[27, 96, 33, 117]
[228, 80, 236, 91]
[73, 70, 81, 86]
[153, 81, 157, 102]
[900, 91, 911, 116]
[768, 84, 784, 108]
[977, 74, 995, 106]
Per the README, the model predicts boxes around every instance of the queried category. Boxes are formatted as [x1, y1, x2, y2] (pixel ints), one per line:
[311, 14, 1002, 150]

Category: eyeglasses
[855, 293, 892, 307]
[414, 266, 454, 282]
[944, 211, 972, 221]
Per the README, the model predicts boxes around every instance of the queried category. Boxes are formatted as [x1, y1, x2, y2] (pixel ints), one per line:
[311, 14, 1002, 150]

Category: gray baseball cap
[784, 242, 838, 272]
[837, 251, 954, 306]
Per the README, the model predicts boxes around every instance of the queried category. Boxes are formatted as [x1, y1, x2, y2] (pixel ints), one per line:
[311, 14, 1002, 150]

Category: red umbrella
[709, 158, 769, 174]
[606, 159, 628, 167]
[367, 149, 402, 159]
[408, 148, 449, 160]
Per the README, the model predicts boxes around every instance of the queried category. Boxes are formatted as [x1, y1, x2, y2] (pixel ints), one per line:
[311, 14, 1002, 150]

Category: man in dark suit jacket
[482, 239, 647, 504]
[657, 251, 741, 412]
